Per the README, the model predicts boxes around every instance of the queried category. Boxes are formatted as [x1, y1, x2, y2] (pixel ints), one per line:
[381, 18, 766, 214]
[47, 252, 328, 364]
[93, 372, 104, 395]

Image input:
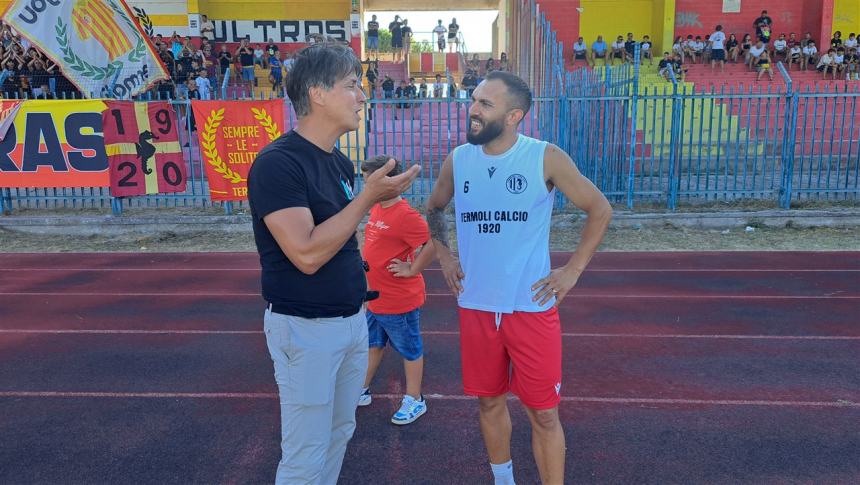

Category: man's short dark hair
[484, 71, 533, 117]
[361, 155, 402, 176]
[286, 44, 362, 117]
[716, 25, 722, 31]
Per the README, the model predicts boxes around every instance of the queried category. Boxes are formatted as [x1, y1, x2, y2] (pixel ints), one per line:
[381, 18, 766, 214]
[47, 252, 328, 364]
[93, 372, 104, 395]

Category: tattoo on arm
[427, 207, 450, 249]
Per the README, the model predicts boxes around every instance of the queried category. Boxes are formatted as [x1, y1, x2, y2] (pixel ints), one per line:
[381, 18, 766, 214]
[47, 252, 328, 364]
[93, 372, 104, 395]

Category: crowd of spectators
[0, 21, 81, 99]
[366, 15, 462, 63]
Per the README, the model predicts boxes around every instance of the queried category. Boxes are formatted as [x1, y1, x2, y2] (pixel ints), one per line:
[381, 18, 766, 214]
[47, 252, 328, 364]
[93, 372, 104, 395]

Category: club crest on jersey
[506, 174, 527, 194]
[488, 166, 497, 178]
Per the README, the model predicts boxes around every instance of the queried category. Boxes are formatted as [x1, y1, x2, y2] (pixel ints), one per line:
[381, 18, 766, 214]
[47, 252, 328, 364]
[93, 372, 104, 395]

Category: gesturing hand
[531, 267, 582, 307]
[362, 159, 421, 203]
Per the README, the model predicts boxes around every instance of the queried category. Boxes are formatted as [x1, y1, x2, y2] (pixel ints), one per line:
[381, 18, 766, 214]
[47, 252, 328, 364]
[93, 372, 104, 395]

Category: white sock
[361, 387, 369, 393]
[490, 460, 515, 485]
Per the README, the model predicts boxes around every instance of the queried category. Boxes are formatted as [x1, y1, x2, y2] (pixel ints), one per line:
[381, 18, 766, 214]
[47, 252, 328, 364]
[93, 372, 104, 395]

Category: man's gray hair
[286, 43, 363, 117]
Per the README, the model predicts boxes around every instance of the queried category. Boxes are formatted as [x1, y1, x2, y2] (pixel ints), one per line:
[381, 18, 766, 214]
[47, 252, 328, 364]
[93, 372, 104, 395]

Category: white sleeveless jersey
[452, 134, 555, 313]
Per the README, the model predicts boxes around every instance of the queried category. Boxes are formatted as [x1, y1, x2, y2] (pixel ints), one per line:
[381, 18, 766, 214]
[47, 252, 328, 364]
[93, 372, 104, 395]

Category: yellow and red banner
[2, 0, 168, 98]
[102, 101, 186, 196]
[0, 100, 109, 188]
[191, 100, 283, 201]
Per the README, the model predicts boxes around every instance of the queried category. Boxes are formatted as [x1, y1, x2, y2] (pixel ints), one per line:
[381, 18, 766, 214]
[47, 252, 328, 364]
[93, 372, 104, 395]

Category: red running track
[0, 252, 858, 484]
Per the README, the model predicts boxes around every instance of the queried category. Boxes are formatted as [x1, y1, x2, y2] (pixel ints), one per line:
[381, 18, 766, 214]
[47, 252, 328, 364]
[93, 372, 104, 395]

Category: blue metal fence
[3, 85, 859, 216]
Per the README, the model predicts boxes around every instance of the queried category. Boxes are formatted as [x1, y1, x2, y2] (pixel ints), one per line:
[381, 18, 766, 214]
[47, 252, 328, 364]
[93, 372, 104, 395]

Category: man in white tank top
[425, 71, 612, 484]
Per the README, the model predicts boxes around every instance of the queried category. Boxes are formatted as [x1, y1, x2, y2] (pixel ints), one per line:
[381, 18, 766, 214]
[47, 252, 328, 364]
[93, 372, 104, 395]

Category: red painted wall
[534, 0, 581, 52]
[674, 0, 825, 45]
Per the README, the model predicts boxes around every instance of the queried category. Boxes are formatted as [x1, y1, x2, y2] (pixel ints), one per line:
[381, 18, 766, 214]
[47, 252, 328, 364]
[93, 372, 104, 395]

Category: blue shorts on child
[366, 308, 423, 361]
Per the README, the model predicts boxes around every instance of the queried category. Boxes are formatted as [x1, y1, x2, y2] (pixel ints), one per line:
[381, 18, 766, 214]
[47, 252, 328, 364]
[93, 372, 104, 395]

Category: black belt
[267, 303, 362, 318]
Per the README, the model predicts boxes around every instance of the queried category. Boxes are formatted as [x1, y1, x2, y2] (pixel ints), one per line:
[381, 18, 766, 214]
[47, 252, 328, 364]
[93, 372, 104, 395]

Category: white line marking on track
[2, 329, 858, 341]
[3, 268, 858, 272]
[2, 292, 858, 299]
[0, 391, 856, 408]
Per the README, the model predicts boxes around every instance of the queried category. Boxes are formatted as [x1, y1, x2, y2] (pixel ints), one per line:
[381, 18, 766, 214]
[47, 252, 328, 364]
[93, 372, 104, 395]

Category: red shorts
[458, 307, 562, 410]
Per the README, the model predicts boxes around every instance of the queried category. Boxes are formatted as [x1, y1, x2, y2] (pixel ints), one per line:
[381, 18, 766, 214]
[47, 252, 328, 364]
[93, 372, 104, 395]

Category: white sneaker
[358, 388, 371, 407]
[391, 394, 426, 425]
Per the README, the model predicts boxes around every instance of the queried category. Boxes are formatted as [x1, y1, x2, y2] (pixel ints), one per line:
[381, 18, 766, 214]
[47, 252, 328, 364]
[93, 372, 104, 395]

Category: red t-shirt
[364, 199, 430, 314]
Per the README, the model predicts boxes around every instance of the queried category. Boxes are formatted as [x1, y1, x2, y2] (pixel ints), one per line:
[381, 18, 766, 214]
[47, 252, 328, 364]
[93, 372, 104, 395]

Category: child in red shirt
[358, 155, 435, 425]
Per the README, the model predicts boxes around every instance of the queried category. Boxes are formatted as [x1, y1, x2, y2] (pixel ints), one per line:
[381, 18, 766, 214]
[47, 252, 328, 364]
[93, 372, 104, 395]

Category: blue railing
[3, 89, 859, 216]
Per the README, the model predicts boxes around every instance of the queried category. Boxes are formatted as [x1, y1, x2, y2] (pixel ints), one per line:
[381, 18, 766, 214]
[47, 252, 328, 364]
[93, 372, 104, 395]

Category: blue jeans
[366, 308, 423, 361]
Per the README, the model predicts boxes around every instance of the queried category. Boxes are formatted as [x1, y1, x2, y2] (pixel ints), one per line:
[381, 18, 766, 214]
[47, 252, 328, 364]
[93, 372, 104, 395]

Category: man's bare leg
[524, 406, 565, 484]
[479, 395, 513, 464]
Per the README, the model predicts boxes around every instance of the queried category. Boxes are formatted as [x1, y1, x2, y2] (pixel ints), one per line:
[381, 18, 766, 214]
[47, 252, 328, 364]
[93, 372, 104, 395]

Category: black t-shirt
[658, 59, 670, 69]
[266, 43, 279, 55]
[218, 52, 232, 68]
[389, 21, 402, 38]
[727, 39, 738, 49]
[625, 40, 636, 54]
[238, 47, 254, 66]
[831, 37, 843, 48]
[247, 130, 366, 318]
[367, 21, 379, 37]
[448, 23, 459, 38]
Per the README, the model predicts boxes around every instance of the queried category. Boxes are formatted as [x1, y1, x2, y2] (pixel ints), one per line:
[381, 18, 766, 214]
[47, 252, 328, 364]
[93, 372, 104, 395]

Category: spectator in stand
[592, 35, 608, 66]
[265, 39, 278, 65]
[845, 48, 859, 80]
[640, 35, 653, 65]
[195, 68, 211, 100]
[236, 38, 256, 93]
[709, 25, 726, 73]
[691, 36, 705, 63]
[401, 19, 413, 62]
[365, 60, 378, 97]
[1, 59, 19, 98]
[382, 75, 394, 99]
[724, 34, 740, 63]
[834, 48, 846, 77]
[672, 53, 688, 81]
[740, 33, 753, 63]
[572, 37, 589, 66]
[845, 33, 858, 50]
[268, 51, 283, 96]
[802, 40, 818, 71]
[485, 57, 497, 74]
[817, 48, 837, 79]
[433, 20, 447, 53]
[170, 32, 183, 59]
[217, 44, 232, 80]
[499, 52, 509, 71]
[772, 33, 788, 61]
[200, 14, 215, 40]
[753, 10, 773, 42]
[419, 77, 428, 98]
[800, 32, 814, 48]
[752, 41, 774, 81]
[394, 80, 408, 119]
[748, 39, 766, 71]
[433, 73, 443, 98]
[174, 63, 189, 98]
[610, 35, 625, 65]
[462, 69, 478, 97]
[28, 58, 52, 99]
[253, 44, 265, 68]
[759, 24, 772, 46]
[448, 18, 460, 53]
[366, 15, 380, 60]
[447, 74, 457, 98]
[623, 33, 636, 63]
[467, 53, 480, 72]
[787, 42, 802, 70]
[658, 52, 673, 81]
[831, 31, 843, 50]
[672, 36, 684, 62]
[681, 35, 695, 63]
[389, 15, 403, 64]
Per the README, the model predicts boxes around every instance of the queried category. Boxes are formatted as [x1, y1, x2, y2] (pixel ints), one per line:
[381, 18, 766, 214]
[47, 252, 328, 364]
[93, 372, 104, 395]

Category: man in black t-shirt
[236, 38, 255, 93]
[366, 14, 380, 59]
[247, 44, 419, 484]
[753, 10, 773, 40]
